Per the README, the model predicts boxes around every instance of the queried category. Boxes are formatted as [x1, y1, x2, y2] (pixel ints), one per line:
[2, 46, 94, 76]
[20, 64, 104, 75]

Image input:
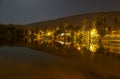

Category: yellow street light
[47, 32, 51, 36]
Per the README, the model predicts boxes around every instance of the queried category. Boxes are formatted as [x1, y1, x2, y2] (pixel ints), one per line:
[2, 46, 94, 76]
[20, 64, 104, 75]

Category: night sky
[0, 0, 120, 24]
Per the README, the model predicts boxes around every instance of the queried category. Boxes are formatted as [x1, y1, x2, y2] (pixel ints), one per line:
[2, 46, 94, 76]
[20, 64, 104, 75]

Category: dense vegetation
[0, 11, 120, 39]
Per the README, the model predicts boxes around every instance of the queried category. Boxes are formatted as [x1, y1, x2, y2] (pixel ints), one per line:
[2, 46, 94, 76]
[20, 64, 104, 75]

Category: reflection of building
[81, 28, 100, 53]
[102, 30, 120, 55]
[103, 43, 120, 54]
[102, 30, 120, 43]
[89, 43, 99, 53]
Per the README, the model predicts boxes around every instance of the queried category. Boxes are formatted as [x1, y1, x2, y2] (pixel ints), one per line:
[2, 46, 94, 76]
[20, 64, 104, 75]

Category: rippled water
[0, 37, 120, 79]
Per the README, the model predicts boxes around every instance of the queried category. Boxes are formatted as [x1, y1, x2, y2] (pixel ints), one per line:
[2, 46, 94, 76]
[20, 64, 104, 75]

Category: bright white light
[61, 33, 65, 36]
[58, 41, 64, 45]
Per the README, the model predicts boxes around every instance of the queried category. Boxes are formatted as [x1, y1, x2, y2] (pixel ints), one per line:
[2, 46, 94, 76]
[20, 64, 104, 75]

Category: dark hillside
[28, 11, 120, 29]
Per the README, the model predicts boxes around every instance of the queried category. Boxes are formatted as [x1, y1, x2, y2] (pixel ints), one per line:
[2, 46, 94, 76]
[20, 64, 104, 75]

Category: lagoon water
[0, 39, 120, 79]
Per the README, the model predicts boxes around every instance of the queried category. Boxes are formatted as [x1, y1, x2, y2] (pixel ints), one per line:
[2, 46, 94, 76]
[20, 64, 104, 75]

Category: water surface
[0, 38, 120, 79]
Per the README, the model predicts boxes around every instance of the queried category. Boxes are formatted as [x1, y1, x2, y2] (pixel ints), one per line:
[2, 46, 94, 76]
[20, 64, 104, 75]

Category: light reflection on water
[0, 37, 120, 79]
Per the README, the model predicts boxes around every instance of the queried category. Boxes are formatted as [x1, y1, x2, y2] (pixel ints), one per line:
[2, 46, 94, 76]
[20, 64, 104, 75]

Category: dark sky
[0, 0, 120, 24]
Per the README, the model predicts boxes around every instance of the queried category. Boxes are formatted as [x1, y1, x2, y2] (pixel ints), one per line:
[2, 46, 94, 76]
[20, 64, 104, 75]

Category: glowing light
[57, 41, 64, 45]
[77, 47, 81, 50]
[90, 29, 97, 35]
[90, 45, 95, 52]
[47, 32, 51, 36]
[89, 44, 99, 53]
[60, 33, 65, 36]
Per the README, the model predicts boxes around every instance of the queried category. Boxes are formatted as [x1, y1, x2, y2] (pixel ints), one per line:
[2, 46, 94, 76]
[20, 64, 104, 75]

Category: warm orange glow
[77, 47, 81, 50]
[90, 29, 98, 36]
[47, 32, 51, 36]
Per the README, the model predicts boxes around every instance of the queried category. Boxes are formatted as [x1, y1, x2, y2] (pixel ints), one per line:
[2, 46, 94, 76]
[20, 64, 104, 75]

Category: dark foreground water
[0, 38, 120, 79]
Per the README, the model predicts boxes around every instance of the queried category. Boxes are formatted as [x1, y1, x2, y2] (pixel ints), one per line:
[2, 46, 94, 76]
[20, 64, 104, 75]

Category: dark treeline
[0, 24, 25, 40]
